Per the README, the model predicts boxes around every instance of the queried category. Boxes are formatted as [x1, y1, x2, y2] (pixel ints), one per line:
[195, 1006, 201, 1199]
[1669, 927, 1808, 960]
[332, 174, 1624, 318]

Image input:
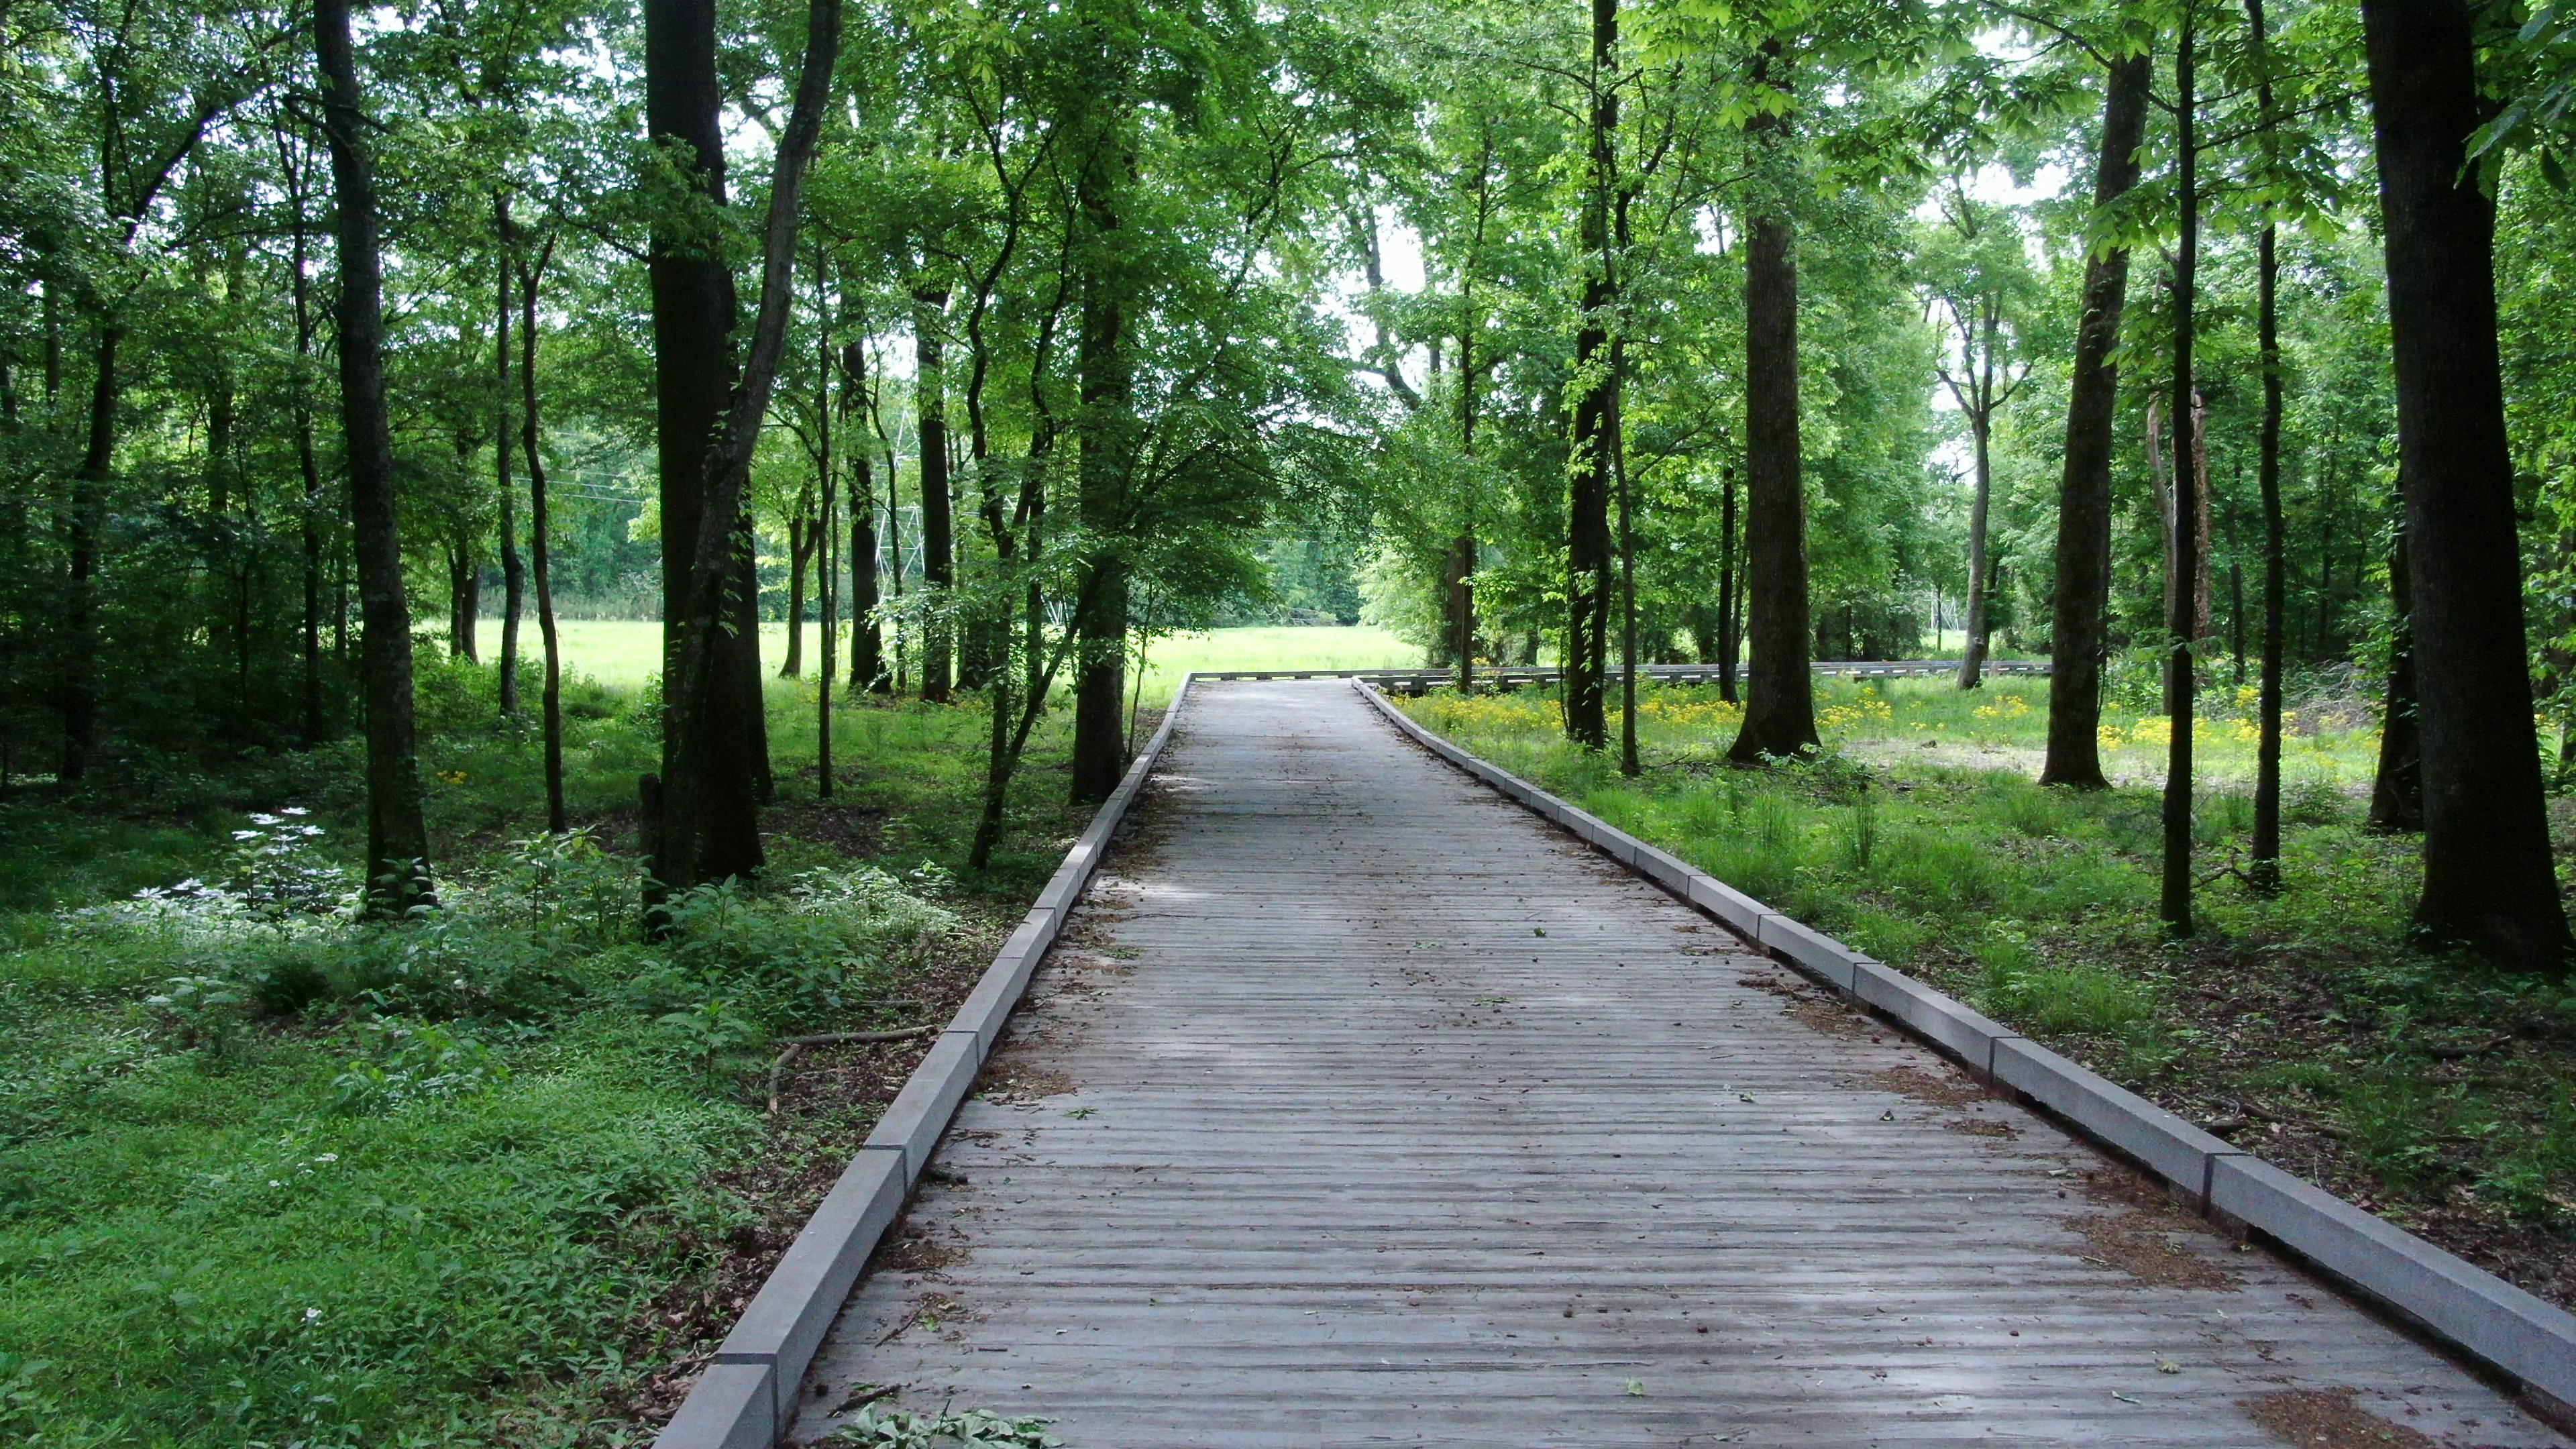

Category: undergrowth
[0, 659, 1081, 1446]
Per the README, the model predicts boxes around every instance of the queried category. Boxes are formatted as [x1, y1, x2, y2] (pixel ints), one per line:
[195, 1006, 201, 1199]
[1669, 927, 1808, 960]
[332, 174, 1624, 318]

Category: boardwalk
[792, 681, 2566, 1447]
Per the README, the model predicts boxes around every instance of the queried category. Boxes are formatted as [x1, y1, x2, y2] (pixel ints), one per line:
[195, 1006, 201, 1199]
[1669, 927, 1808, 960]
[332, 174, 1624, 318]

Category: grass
[545, 621, 1419, 706]
[1400, 676, 2576, 1307]
[0, 661, 1089, 1446]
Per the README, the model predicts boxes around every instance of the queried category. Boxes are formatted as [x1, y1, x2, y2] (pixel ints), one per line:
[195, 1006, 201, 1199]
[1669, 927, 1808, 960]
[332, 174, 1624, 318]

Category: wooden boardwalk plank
[792, 681, 2566, 1448]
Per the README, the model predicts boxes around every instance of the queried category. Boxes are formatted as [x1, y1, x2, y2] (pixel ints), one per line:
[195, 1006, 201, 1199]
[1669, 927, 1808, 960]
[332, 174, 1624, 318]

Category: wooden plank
[790, 681, 2565, 1448]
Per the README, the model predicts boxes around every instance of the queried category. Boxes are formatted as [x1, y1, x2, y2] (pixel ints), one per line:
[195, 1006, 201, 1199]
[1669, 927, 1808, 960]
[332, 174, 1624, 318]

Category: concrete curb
[1352, 679, 2576, 1414]
[653, 677, 1197, 1448]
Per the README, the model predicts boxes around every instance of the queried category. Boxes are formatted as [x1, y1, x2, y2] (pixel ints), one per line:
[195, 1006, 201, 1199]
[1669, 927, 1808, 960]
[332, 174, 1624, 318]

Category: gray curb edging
[1351, 679, 2576, 1413]
[653, 677, 1197, 1448]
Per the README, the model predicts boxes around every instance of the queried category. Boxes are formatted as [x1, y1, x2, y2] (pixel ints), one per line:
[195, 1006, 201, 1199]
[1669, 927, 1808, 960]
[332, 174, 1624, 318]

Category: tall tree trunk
[523, 244, 566, 833]
[655, 0, 839, 905]
[2361, 0, 2566, 969]
[1563, 0, 1618, 750]
[884, 429, 906, 693]
[1069, 142, 1132, 804]
[781, 512, 808, 677]
[495, 197, 523, 716]
[2359, 492, 2421, 824]
[644, 0, 761, 901]
[2247, 0, 2286, 891]
[916, 287, 953, 703]
[2368, 481, 2422, 832]
[814, 241, 836, 796]
[2190, 389, 2213, 641]
[2160, 9, 2200, 938]
[1717, 464, 1739, 704]
[1958, 406, 1994, 688]
[1727, 50, 1819, 764]
[734, 519, 772, 804]
[317, 0, 434, 915]
[447, 532, 480, 663]
[1615, 337, 1641, 777]
[2040, 53, 2143, 789]
[847, 343, 885, 694]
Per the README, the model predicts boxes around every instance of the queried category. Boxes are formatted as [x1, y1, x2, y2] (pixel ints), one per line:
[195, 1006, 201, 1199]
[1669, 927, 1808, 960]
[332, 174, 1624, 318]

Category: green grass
[0, 663, 1088, 1446]
[1400, 678, 2576, 1277]
[544, 621, 1419, 707]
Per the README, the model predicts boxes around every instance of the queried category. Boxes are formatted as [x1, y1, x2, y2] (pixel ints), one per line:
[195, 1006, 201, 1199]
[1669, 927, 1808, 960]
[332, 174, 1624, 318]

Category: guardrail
[1350, 678, 2576, 1430]
[653, 677, 1199, 1449]
[1189, 659, 2049, 690]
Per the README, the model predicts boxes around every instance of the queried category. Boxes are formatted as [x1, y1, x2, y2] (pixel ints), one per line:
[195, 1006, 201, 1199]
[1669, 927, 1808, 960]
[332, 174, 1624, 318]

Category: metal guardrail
[1191, 659, 2050, 687]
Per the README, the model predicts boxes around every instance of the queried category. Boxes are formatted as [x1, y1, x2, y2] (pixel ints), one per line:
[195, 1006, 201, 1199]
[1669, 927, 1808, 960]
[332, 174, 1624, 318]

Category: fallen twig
[765, 1023, 940, 1114]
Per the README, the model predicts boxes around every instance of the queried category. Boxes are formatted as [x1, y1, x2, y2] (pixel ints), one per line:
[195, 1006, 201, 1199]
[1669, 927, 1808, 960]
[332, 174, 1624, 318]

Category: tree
[1727, 36, 1818, 764]
[2160, 1, 2201, 938]
[1918, 188, 2037, 690]
[1562, 0, 1619, 751]
[2244, 0, 2285, 892]
[2041, 46, 2149, 790]
[317, 0, 434, 916]
[2359, 0, 2568, 971]
[641, 0, 763, 902]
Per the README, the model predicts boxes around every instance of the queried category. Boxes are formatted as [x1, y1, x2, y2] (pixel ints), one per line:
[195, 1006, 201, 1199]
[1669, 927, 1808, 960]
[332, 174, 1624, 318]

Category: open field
[1397, 677, 2576, 1313]
[543, 620, 1421, 704]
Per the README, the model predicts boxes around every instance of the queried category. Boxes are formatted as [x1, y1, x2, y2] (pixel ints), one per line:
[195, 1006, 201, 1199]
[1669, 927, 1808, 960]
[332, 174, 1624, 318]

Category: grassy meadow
[546, 620, 1420, 705]
[1399, 675, 2576, 1309]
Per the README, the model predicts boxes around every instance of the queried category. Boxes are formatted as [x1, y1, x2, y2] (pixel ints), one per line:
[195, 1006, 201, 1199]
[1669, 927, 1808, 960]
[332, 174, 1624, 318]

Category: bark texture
[2361, 0, 2566, 969]
[1069, 143, 1132, 803]
[2041, 51, 2149, 790]
[2161, 15, 2200, 937]
[1562, 0, 1618, 750]
[1727, 204, 1817, 762]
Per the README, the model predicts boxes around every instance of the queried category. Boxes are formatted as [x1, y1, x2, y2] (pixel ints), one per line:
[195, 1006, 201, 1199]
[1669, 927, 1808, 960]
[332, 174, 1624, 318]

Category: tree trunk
[523, 245, 566, 833]
[657, 0, 839, 907]
[884, 431, 906, 693]
[2160, 11, 2199, 938]
[644, 0, 761, 901]
[2368, 482, 2422, 833]
[1070, 142, 1132, 804]
[734, 519, 773, 804]
[1717, 464, 1739, 704]
[447, 535, 479, 663]
[317, 0, 434, 915]
[495, 198, 523, 717]
[1727, 195, 1818, 760]
[916, 288, 953, 703]
[1562, 0, 1617, 750]
[2248, 0, 2286, 890]
[816, 248, 837, 799]
[2361, 0, 2565, 969]
[847, 341, 885, 694]
[780, 512, 808, 677]
[2148, 394, 2178, 714]
[1957, 408, 1993, 688]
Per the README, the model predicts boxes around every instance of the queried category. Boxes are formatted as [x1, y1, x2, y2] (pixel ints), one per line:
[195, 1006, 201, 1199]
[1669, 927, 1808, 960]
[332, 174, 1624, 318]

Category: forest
[3, 0, 2575, 1442]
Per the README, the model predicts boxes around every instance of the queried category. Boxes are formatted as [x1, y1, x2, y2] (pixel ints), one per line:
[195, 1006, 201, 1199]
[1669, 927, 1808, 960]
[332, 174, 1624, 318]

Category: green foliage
[0, 676, 1037, 1445]
[328, 1019, 511, 1115]
[833, 1406, 1063, 1448]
